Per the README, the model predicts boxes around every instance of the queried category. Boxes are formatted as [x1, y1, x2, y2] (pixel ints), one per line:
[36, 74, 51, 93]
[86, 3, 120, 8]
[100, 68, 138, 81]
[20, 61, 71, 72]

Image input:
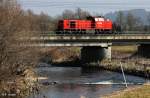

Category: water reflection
[29, 66, 147, 98]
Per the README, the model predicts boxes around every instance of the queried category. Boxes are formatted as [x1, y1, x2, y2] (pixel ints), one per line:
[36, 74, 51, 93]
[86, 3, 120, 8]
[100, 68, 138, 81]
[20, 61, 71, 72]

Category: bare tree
[75, 8, 90, 19]
[62, 9, 75, 19]
[0, 0, 40, 81]
[115, 11, 125, 31]
[126, 12, 139, 31]
[62, 8, 90, 20]
[147, 13, 150, 31]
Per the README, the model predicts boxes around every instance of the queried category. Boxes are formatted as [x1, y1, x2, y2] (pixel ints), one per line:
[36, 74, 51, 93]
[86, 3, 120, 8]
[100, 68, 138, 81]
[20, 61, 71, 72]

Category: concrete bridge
[27, 33, 150, 63]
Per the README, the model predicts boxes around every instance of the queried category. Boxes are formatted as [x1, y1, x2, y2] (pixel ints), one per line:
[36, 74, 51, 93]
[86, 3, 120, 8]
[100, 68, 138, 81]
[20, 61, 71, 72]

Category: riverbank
[99, 58, 150, 78]
[40, 46, 150, 78]
[0, 67, 38, 98]
[30, 46, 149, 98]
[102, 83, 150, 98]
[100, 46, 150, 98]
[39, 47, 80, 63]
[29, 65, 148, 98]
[101, 45, 150, 78]
[83, 46, 150, 78]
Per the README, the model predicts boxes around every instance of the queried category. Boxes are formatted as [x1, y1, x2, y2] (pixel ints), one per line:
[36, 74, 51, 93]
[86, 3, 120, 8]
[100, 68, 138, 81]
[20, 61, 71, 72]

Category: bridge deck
[24, 34, 150, 46]
[39, 34, 150, 40]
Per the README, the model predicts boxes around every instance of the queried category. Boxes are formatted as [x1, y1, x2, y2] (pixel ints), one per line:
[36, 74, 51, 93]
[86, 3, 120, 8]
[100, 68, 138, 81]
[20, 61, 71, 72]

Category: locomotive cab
[94, 17, 105, 21]
[94, 16, 112, 34]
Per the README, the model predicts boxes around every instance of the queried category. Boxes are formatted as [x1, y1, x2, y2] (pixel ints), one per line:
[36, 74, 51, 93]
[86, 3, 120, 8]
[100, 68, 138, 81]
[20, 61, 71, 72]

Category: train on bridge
[57, 16, 113, 34]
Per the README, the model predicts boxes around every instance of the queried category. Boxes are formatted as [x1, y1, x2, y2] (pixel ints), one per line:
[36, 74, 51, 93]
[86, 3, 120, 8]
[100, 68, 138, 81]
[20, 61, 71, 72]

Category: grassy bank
[100, 45, 150, 78]
[102, 84, 150, 98]
[0, 68, 38, 98]
[100, 59, 150, 78]
[39, 47, 81, 63]
[112, 45, 137, 54]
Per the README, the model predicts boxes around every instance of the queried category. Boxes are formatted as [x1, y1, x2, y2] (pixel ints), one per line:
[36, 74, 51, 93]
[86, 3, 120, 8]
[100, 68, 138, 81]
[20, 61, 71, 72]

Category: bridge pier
[81, 45, 111, 64]
[138, 44, 150, 58]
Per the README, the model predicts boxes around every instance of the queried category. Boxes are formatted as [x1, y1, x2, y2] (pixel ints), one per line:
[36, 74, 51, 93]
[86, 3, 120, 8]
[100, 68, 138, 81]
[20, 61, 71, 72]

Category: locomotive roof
[59, 16, 111, 21]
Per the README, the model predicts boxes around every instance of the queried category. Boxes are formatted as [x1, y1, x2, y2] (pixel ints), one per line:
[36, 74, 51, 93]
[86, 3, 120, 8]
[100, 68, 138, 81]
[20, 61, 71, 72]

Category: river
[29, 64, 148, 98]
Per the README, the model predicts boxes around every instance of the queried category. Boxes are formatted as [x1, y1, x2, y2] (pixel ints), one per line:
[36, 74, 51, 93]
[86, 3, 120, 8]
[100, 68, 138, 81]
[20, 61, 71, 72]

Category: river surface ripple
[29, 66, 148, 98]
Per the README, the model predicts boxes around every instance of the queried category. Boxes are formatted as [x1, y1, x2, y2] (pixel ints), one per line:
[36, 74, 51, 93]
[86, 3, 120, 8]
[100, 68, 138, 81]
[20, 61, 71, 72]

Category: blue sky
[18, 0, 150, 16]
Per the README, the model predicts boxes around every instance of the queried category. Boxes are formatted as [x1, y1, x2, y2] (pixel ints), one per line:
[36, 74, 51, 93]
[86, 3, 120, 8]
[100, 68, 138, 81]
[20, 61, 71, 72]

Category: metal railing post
[120, 62, 128, 88]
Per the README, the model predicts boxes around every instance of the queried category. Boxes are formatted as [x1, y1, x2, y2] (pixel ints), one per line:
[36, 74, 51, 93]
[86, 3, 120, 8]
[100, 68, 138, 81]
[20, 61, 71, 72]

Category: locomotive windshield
[95, 18, 105, 21]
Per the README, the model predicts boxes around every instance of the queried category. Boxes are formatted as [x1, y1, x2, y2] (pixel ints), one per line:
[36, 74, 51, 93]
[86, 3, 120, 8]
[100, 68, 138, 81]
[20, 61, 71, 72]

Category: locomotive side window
[70, 21, 76, 28]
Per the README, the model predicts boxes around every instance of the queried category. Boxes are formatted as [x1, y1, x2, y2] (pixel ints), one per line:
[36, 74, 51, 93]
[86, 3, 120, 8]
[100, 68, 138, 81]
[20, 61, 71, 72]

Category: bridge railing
[38, 31, 150, 36]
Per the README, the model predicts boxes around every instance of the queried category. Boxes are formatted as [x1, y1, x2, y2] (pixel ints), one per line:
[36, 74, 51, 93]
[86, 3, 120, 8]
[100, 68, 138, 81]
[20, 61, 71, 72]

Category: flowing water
[29, 65, 148, 98]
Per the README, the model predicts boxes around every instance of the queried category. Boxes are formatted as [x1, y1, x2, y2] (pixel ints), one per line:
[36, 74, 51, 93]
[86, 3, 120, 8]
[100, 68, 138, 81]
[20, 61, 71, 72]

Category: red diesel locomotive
[57, 16, 113, 34]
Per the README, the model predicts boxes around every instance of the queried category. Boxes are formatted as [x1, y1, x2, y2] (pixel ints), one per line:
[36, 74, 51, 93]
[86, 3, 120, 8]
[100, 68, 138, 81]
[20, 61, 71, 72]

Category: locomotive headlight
[95, 18, 98, 21]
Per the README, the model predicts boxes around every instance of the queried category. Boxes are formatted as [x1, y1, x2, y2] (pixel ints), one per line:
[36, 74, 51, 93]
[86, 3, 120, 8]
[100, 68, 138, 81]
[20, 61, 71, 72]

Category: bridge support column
[138, 44, 150, 58]
[81, 45, 111, 64]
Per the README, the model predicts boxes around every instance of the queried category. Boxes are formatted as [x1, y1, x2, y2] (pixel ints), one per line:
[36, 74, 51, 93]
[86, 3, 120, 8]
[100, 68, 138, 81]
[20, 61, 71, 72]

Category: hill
[105, 9, 150, 25]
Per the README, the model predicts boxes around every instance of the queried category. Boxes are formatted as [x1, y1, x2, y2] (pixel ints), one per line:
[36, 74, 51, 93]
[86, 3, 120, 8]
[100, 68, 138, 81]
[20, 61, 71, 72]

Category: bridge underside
[25, 34, 150, 65]
[81, 46, 111, 64]
[138, 44, 150, 58]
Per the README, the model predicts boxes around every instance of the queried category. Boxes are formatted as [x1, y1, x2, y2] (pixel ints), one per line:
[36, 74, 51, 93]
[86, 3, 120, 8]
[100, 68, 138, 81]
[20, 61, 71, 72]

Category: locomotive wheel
[64, 30, 68, 34]
[77, 30, 79, 34]
[61, 31, 64, 34]
[94, 30, 97, 34]
[95, 30, 98, 34]
[56, 31, 62, 34]
[69, 30, 71, 34]
[82, 30, 86, 34]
